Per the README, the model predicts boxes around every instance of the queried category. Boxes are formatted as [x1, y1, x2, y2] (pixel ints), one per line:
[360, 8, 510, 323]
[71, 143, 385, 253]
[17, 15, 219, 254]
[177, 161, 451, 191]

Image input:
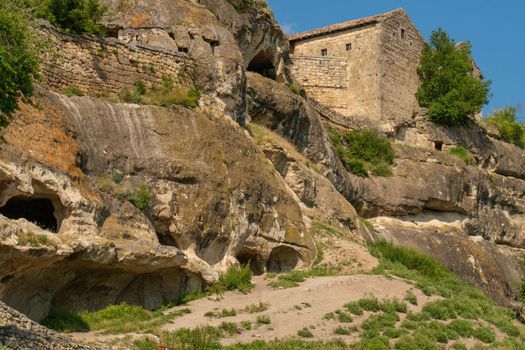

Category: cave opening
[236, 248, 264, 275]
[247, 50, 276, 80]
[266, 246, 301, 273]
[0, 196, 60, 232]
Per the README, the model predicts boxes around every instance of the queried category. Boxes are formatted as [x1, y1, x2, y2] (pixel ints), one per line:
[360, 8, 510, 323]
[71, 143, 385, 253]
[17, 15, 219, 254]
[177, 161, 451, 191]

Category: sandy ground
[161, 274, 433, 345]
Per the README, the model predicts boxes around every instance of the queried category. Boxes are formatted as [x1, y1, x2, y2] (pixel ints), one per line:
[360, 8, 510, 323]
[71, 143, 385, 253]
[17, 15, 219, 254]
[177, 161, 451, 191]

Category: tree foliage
[416, 28, 491, 125]
[0, 0, 39, 127]
[485, 106, 525, 148]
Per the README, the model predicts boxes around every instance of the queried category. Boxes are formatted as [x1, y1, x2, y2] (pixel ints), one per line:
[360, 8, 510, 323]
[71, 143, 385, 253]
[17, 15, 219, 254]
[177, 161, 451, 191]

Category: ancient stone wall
[378, 11, 424, 125]
[38, 23, 192, 97]
[291, 24, 382, 120]
[290, 55, 348, 114]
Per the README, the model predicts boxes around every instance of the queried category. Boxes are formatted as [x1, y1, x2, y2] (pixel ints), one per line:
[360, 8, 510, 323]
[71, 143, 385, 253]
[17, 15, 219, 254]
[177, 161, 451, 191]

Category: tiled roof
[287, 8, 405, 42]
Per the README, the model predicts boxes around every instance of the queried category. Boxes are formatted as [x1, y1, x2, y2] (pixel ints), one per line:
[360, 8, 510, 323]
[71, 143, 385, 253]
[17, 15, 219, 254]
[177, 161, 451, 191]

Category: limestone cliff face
[1, 0, 525, 336]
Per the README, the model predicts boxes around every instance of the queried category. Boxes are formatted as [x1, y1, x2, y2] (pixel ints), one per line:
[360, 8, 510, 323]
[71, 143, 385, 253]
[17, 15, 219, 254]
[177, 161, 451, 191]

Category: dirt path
[162, 274, 433, 345]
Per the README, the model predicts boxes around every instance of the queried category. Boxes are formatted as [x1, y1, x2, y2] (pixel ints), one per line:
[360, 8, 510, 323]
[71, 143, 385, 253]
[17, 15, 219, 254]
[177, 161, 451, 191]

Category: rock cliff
[1, 0, 525, 347]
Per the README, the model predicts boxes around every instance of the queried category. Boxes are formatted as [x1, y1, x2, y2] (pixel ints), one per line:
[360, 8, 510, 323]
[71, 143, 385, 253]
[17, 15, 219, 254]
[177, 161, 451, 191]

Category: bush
[256, 315, 271, 325]
[472, 326, 496, 343]
[328, 129, 394, 177]
[61, 86, 84, 97]
[44, 0, 107, 35]
[130, 184, 153, 211]
[416, 28, 491, 125]
[449, 146, 475, 165]
[297, 328, 314, 338]
[209, 264, 253, 295]
[485, 106, 525, 148]
[140, 76, 201, 109]
[0, 1, 40, 127]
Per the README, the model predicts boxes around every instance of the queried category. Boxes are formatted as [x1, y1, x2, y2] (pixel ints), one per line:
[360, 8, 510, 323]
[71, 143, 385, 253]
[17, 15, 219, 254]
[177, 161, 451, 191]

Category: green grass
[336, 310, 353, 323]
[449, 146, 475, 165]
[42, 304, 191, 334]
[268, 265, 341, 289]
[210, 264, 253, 295]
[343, 301, 363, 316]
[328, 128, 394, 177]
[366, 240, 525, 349]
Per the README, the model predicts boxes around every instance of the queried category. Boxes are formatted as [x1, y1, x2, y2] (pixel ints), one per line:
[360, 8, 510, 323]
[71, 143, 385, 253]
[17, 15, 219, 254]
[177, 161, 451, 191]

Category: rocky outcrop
[0, 301, 97, 349]
[0, 89, 315, 321]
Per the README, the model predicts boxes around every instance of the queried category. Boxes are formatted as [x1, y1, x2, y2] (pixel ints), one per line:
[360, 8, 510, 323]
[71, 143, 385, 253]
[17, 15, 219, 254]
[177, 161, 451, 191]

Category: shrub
[0, 1, 40, 128]
[449, 146, 475, 165]
[119, 87, 142, 104]
[210, 264, 253, 295]
[447, 319, 473, 337]
[111, 169, 124, 184]
[141, 76, 201, 109]
[344, 301, 363, 316]
[130, 184, 153, 211]
[44, 0, 107, 35]
[416, 28, 491, 125]
[219, 308, 237, 318]
[297, 328, 314, 338]
[328, 129, 394, 177]
[336, 310, 353, 323]
[485, 106, 525, 148]
[243, 302, 269, 314]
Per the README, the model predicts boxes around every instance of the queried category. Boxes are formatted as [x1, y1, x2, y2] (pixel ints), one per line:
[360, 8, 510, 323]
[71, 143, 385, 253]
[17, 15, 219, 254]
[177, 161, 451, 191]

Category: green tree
[0, 0, 40, 127]
[44, 0, 107, 35]
[416, 28, 491, 125]
[485, 106, 525, 148]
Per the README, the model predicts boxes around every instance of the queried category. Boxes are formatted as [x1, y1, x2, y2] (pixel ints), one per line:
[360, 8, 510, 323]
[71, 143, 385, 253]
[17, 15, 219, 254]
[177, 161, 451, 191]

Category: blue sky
[267, 0, 525, 120]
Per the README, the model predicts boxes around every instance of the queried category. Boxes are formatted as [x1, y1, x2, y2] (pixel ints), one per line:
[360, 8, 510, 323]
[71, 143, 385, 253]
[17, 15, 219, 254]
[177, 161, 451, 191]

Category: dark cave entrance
[0, 196, 60, 232]
[236, 248, 264, 275]
[247, 50, 276, 80]
[266, 246, 301, 273]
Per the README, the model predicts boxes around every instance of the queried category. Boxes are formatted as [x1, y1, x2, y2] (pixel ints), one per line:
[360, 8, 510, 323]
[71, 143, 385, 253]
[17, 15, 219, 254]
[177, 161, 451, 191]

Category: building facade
[289, 9, 425, 125]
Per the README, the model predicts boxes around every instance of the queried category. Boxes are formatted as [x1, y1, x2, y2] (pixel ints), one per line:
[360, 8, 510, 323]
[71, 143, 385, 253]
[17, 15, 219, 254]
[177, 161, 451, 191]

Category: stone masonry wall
[290, 55, 348, 114]
[291, 23, 382, 120]
[0, 301, 96, 350]
[38, 23, 192, 97]
[379, 11, 424, 126]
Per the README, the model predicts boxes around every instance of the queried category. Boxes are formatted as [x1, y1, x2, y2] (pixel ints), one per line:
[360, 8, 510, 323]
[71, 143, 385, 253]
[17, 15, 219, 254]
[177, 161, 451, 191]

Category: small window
[346, 43, 352, 51]
[321, 48, 327, 56]
[434, 141, 443, 151]
[400, 28, 406, 39]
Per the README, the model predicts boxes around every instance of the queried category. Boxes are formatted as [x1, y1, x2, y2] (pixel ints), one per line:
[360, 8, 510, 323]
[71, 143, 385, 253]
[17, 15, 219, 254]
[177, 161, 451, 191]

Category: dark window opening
[435, 141, 443, 151]
[346, 43, 352, 51]
[178, 47, 189, 53]
[400, 28, 406, 39]
[266, 246, 301, 273]
[0, 196, 59, 232]
[247, 50, 276, 80]
[321, 48, 328, 56]
[168, 32, 175, 40]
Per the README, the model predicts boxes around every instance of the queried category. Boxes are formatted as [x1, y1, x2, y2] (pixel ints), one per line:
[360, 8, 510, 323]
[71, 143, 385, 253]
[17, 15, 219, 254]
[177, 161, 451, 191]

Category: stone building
[288, 8, 425, 127]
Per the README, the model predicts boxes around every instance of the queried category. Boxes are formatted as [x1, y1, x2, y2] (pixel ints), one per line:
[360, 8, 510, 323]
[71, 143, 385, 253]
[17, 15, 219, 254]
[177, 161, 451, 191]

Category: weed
[449, 146, 475, 165]
[61, 86, 84, 97]
[219, 309, 237, 318]
[328, 128, 394, 177]
[209, 264, 253, 295]
[256, 315, 271, 325]
[17, 231, 55, 248]
[473, 326, 496, 343]
[336, 310, 353, 323]
[404, 291, 418, 306]
[130, 184, 153, 211]
[219, 322, 241, 336]
[297, 327, 314, 338]
[344, 301, 363, 316]
[240, 320, 252, 331]
[357, 295, 381, 312]
[243, 302, 269, 314]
